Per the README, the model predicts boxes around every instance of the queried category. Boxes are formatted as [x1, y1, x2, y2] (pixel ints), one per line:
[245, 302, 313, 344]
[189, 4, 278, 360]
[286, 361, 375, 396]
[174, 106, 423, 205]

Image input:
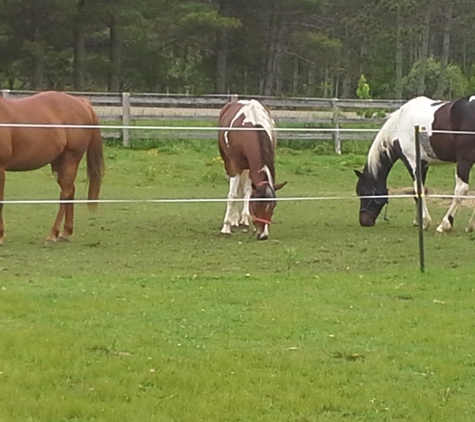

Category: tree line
[0, 0, 473, 99]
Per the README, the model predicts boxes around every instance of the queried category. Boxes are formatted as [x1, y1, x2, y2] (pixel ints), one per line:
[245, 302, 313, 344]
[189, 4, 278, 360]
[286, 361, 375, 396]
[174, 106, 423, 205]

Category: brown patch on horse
[0, 91, 105, 243]
[430, 102, 456, 162]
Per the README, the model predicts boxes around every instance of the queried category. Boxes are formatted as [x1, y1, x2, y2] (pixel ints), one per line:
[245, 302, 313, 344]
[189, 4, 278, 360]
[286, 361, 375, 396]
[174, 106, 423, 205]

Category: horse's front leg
[239, 170, 252, 229]
[411, 162, 431, 229]
[221, 174, 241, 234]
[437, 170, 469, 233]
[0, 167, 5, 244]
[412, 179, 432, 229]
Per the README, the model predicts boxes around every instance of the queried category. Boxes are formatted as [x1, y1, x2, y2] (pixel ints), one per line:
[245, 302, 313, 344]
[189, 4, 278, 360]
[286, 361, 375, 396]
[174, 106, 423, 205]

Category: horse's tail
[85, 103, 105, 211]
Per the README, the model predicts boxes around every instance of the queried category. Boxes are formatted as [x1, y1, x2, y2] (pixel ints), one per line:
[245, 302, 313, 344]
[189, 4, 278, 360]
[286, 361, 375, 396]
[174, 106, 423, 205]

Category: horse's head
[354, 169, 388, 227]
[250, 181, 286, 240]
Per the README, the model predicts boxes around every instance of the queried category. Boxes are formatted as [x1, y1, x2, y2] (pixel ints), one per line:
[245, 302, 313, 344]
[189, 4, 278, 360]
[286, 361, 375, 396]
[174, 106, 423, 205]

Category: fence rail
[0, 89, 406, 153]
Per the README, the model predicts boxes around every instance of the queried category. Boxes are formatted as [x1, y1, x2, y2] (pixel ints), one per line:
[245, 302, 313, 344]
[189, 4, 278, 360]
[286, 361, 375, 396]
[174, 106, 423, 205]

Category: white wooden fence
[0, 90, 407, 153]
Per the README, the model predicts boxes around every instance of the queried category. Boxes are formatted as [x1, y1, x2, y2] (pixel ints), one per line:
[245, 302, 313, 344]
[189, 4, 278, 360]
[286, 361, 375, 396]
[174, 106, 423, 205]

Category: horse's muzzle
[257, 232, 269, 241]
[359, 212, 376, 227]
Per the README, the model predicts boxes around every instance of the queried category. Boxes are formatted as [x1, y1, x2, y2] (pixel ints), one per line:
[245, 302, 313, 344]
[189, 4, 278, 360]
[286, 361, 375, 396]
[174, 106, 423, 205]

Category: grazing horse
[218, 99, 286, 240]
[355, 95, 475, 232]
[0, 91, 105, 243]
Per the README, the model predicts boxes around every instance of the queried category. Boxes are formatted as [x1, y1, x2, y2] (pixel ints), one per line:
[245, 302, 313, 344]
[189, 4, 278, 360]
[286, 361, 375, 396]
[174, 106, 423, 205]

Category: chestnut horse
[355, 95, 475, 232]
[218, 99, 286, 240]
[0, 91, 105, 244]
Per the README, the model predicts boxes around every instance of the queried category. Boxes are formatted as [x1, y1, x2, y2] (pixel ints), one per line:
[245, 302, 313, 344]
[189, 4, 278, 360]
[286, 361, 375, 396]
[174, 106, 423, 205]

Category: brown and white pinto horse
[0, 91, 105, 243]
[355, 95, 475, 232]
[218, 99, 286, 240]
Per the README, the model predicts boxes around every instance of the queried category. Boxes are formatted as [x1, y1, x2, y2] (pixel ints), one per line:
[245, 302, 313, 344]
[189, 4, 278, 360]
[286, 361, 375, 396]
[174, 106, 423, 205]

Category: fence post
[1, 89, 10, 98]
[331, 98, 341, 154]
[121, 92, 130, 147]
[414, 125, 425, 273]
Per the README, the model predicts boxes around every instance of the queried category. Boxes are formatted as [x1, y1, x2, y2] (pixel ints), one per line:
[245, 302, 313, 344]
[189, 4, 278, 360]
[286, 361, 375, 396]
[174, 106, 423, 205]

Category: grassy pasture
[2, 139, 475, 421]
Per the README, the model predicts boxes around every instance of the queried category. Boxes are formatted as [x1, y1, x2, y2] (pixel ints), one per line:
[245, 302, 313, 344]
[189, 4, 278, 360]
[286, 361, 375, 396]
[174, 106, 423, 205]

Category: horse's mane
[367, 109, 402, 177]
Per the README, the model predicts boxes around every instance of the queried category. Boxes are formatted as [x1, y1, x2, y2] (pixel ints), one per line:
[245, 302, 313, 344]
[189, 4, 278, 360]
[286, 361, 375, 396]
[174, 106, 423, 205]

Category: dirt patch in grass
[390, 186, 475, 208]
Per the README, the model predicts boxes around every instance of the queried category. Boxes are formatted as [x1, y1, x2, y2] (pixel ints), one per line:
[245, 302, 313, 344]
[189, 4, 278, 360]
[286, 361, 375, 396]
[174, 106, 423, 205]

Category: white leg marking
[412, 177, 431, 229]
[437, 173, 469, 233]
[257, 224, 270, 240]
[240, 170, 252, 227]
[221, 174, 241, 234]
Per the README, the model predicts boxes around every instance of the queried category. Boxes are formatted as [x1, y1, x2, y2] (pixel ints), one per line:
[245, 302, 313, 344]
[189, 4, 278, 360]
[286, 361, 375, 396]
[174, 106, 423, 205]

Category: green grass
[2, 142, 475, 421]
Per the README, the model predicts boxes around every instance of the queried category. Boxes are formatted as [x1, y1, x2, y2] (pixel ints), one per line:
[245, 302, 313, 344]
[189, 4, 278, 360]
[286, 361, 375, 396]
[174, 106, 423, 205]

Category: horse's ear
[354, 170, 363, 179]
[274, 181, 287, 191]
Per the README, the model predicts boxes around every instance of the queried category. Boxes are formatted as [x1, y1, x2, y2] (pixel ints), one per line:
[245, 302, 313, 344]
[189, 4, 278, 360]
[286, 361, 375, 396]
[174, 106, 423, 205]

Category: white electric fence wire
[0, 194, 442, 205]
[1, 124, 474, 204]
[0, 123, 383, 132]
[0, 122, 473, 135]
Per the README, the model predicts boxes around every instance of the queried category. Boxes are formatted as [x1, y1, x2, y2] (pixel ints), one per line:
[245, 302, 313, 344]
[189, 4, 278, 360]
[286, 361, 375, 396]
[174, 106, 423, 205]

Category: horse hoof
[57, 236, 70, 243]
[240, 224, 250, 233]
[44, 238, 57, 246]
[465, 226, 474, 233]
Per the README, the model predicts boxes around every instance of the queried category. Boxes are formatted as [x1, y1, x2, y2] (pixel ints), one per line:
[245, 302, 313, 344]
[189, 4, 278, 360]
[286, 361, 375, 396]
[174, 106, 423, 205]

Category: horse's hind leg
[466, 209, 475, 232]
[437, 168, 470, 233]
[47, 153, 81, 242]
[0, 167, 5, 244]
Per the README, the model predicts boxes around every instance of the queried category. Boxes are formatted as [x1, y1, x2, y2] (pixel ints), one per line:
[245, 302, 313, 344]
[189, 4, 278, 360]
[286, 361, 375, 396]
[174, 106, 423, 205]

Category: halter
[253, 216, 272, 225]
[359, 189, 387, 219]
[251, 181, 274, 225]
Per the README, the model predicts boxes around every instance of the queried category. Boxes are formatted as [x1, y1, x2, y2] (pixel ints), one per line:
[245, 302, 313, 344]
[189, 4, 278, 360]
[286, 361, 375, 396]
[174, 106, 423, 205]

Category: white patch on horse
[469, 96, 475, 103]
[240, 170, 252, 227]
[367, 96, 447, 178]
[260, 223, 269, 239]
[225, 100, 274, 147]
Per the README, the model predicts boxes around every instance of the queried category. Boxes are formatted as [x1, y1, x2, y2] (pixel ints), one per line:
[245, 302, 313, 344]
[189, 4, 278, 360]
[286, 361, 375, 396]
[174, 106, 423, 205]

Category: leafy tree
[402, 57, 467, 99]
[0, 0, 474, 96]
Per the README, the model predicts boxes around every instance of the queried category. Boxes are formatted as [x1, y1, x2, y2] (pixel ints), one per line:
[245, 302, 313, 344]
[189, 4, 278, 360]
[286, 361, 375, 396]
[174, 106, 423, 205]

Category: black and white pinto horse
[218, 99, 286, 240]
[355, 95, 475, 232]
